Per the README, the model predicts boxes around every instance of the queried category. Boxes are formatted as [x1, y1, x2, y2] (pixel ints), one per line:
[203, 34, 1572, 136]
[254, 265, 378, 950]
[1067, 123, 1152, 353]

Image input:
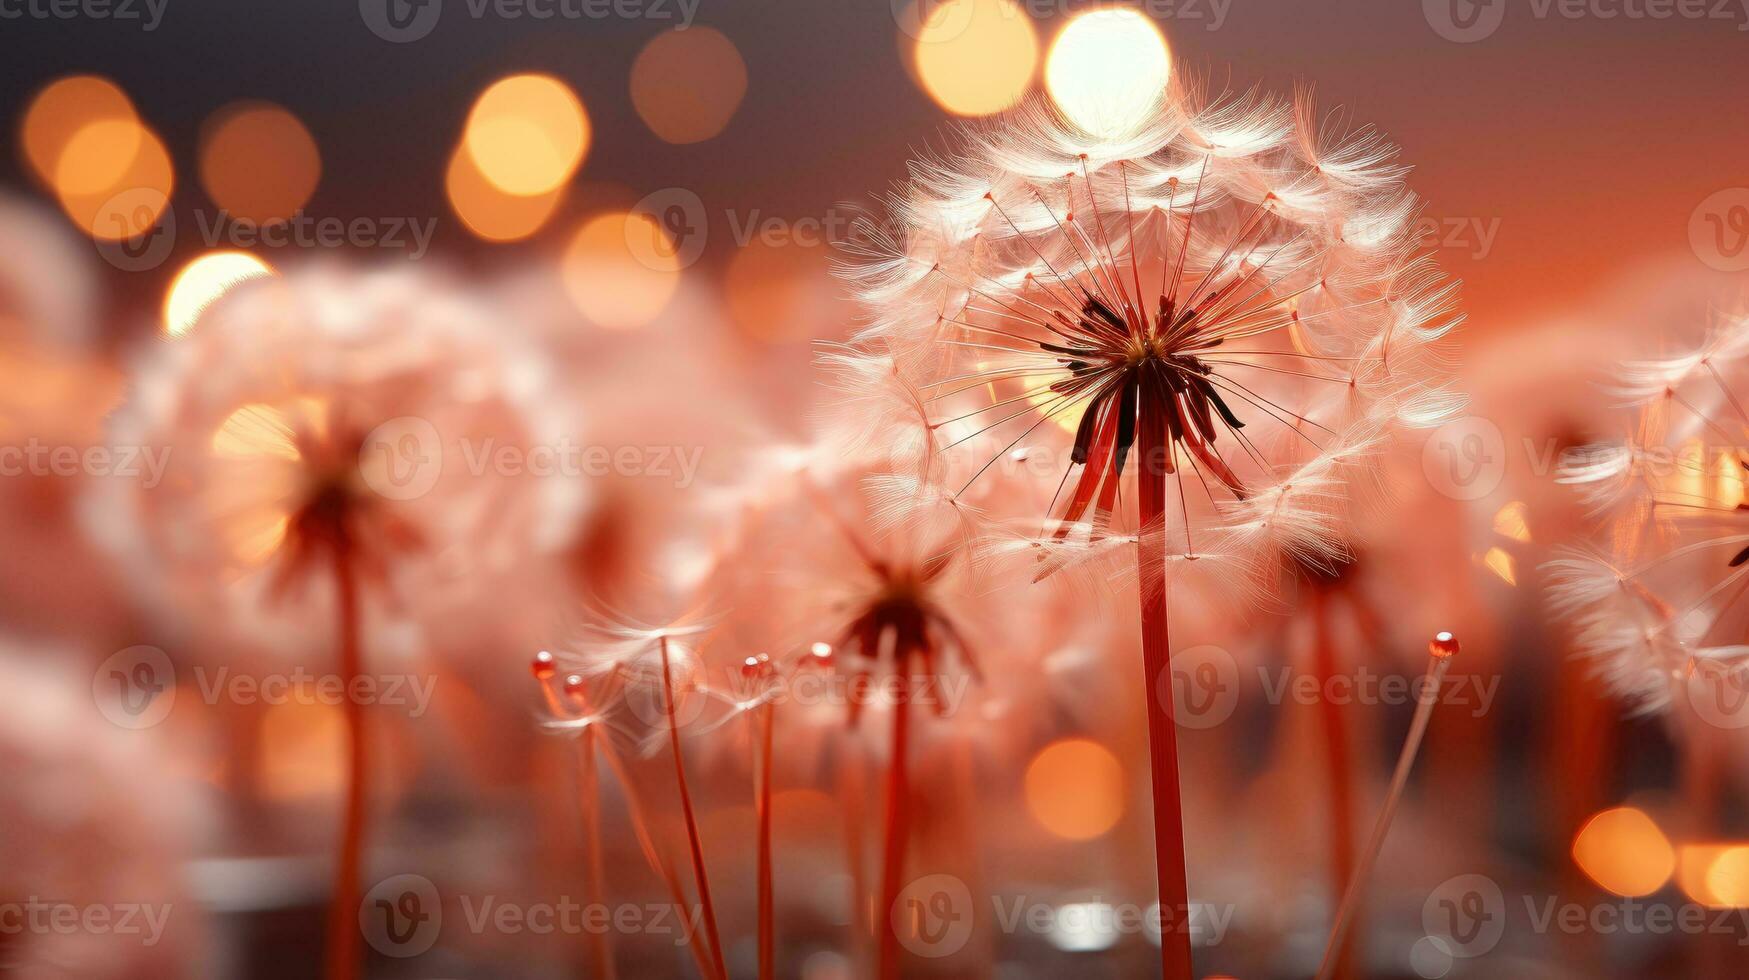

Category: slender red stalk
[1311, 594, 1356, 978]
[754, 701, 776, 980]
[578, 726, 615, 980]
[837, 734, 870, 958]
[598, 734, 712, 979]
[537, 665, 710, 979]
[324, 550, 365, 980]
[1137, 397, 1195, 980]
[1316, 639, 1457, 980]
[659, 638, 727, 980]
[876, 654, 914, 980]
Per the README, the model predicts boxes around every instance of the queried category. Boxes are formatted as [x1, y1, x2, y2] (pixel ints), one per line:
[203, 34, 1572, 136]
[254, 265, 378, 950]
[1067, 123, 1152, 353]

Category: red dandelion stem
[1311, 593, 1357, 979]
[1137, 390, 1195, 980]
[577, 725, 614, 980]
[534, 660, 680, 979]
[837, 733, 871, 957]
[324, 548, 365, 980]
[876, 651, 914, 980]
[659, 636, 727, 980]
[754, 699, 776, 980]
[1316, 634, 1459, 980]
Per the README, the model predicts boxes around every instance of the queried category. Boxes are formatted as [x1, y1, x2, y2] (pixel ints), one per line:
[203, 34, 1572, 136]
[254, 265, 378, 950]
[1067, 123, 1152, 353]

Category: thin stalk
[323, 549, 365, 980]
[1137, 397, 1195, 980]
[754, 701, 776, 980]
[1311, 594, 1356, 979]
[1316, 641, 1457, 980]
[579, 725, 615, 980]
[600, 737, 713, 979]
[877, 654, 914, 980]
[659, 638, 727, 980]
[837, 732, 871, 960]
[538, 669, 709, 979]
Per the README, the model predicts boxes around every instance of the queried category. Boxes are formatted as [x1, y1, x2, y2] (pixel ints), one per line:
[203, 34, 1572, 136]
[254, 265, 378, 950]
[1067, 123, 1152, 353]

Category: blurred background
[4, 0, 1749, 977]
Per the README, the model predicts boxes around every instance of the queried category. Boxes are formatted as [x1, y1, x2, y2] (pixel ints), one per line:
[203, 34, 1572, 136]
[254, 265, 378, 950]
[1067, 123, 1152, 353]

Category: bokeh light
[1704, 846, 1749, 908]
[1480, 546, 1517, 586]
[199, 102, 321, 226]
[1677, 844, 1749, 908]
[913, 0, 1037, 117]
[724, 240, 832, 344]
[20, 74, 135, 187]
[52, 118, 144, 197]
[1571, 806, 1674, 897]
[560, 211, 681, 330]
[445, 146, 564, 242]
[631, 27, 748, 144]
[256, 701, 345, 803]
[1023, 738, 1124, 841]
[1045, 8, 1171, 139]
[52, 119, 174, 241]
[163, 252, 277, 337]
[464, 74, 590, 197]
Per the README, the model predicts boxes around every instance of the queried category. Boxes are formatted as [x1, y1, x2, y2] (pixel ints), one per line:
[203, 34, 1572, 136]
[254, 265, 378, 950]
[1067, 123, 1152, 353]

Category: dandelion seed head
[837, 83, 1461, 594]
[1547, 306, 1749, 712]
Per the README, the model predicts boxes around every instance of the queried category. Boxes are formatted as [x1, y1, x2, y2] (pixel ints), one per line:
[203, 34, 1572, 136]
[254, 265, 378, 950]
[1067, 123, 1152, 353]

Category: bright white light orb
[1045, 8, 1171, 140]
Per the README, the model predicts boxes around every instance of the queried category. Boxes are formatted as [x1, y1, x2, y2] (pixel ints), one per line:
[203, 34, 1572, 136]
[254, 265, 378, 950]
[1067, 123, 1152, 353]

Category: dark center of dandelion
[292, 472, 361, 550]
[1050, 292, 1249, 497]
